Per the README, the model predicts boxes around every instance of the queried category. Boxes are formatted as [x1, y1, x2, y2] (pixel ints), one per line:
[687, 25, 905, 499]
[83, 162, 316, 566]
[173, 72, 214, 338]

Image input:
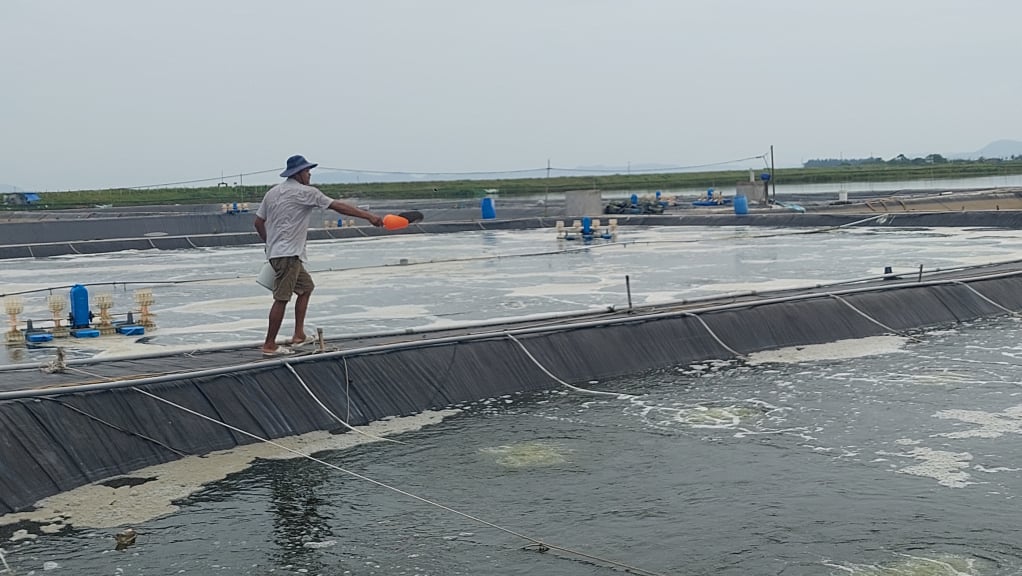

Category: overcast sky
[2, 0, 1020, 191]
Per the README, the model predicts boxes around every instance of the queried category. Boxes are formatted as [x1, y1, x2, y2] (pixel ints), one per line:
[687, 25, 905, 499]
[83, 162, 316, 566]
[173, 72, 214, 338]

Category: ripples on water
[3, 318, 1022, 575]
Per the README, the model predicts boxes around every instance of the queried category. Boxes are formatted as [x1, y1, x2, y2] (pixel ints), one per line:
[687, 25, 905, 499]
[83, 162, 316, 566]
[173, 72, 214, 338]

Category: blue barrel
[69, 284, 90, 328]
[733, 195, 749, 215]
[481, 197, 496, 219]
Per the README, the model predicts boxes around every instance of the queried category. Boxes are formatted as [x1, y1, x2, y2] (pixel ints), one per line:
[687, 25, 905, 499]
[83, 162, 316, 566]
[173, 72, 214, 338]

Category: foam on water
[824, 552, 981, 575]
[157, 295, 274, 314]
[479, 441, 569, 468]
[935, 404, 1022, 439]
[5, 225, 1022, 367]
[4, 228, 1022, 572]
[882, 446, 976, 488]
[696, 278, 830, 293]
[746, 336, 909, 365]
[0, 409, 459, 532]
[505, 280, 614, 298]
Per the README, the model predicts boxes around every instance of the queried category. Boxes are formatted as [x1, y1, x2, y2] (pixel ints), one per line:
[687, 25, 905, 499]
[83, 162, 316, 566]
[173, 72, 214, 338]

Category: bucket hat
[280, 155, 318, 178]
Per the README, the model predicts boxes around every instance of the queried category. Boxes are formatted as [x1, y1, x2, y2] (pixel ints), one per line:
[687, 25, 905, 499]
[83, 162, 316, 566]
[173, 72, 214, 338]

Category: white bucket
[256, 262, 275, 290]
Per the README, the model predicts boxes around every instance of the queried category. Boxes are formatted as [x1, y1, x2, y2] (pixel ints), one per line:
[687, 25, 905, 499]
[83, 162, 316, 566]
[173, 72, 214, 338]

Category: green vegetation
[18, 159, 1022, 210]
[804, 153, 1022, 167]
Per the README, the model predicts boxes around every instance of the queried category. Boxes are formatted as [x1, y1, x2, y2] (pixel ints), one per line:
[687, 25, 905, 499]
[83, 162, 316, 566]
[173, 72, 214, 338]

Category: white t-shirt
[256, 178, 333, 262]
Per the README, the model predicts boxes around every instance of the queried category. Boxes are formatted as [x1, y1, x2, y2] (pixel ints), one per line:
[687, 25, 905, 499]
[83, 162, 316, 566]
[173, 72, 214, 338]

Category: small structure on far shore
[3, 192, 41, 206]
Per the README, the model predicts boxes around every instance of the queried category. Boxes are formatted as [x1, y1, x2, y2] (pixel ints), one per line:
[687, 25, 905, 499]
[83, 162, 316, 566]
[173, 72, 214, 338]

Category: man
[255, 154, 383, 357]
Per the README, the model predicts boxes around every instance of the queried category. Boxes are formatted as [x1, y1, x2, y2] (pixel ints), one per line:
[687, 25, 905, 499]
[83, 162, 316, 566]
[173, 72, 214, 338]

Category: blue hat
[280, 155, 318, 178]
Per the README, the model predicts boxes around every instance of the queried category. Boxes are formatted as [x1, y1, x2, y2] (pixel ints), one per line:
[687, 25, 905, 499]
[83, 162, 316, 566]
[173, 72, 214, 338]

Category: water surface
[2, 318, 1021, 575]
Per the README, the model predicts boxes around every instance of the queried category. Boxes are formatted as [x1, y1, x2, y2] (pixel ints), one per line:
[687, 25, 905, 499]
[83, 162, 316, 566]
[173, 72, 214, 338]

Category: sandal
[261, 346, 295, 358]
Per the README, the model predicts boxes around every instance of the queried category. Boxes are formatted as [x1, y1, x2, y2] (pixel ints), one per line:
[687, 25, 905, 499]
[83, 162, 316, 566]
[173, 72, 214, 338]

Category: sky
[2, 0, 1021, 191]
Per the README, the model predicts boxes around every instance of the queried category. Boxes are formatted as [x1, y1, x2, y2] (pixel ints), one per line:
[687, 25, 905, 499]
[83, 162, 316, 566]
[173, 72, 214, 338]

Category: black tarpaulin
[1, 272, 1021, 514]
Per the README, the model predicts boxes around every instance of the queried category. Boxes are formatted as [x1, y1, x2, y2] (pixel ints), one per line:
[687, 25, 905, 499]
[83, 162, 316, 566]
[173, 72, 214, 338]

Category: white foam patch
[480, 441, 569, 468]
[506, 281, 612, 298]
[302, 540, 338, 549]
[150, 317, 266, 336]
[904, 370, 975, 386]
[627, 396, 772, 432]
[158, 295, 274, 314]
[935, 404, 1022, 439]
[746, 336, 908, 365]
[878, 446, 974, 488]
[323, 304, 434, 320]
[699, 278, 831, 293]
[405, 306, 611, 333]
[639, 291, 689, 305]
[314, 261, 479, 285]
[823, 552, 979, 575]
[0, 282, 49, 293]
[0, 409, 459, 532]
[974, 464, 1022, 473]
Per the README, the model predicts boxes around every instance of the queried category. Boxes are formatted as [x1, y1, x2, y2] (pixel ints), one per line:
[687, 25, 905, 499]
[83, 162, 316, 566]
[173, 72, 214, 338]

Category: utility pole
[545, 158, 550, 217]
[770, 145, 776, 202]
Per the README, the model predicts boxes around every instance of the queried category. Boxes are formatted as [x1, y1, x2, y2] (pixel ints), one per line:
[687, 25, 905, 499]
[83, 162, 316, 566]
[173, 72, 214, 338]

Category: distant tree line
[804, 154, 1022, 168]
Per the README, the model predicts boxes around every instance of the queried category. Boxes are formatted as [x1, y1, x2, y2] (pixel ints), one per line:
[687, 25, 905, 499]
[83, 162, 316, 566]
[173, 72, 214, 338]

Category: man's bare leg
[263, 299, 289, 353]
[292, 290, 312, 344]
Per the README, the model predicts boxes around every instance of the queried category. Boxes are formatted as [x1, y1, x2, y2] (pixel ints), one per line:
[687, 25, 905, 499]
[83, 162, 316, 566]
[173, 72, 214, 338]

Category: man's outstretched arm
[328, 200, 383, 227]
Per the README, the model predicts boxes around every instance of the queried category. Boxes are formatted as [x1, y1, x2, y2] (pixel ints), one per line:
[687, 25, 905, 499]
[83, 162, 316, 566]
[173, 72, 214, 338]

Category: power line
[317, 166, 549, 177]
[63, 152, 770, 191]
[126, 169, 281, 190]
[548, 154, 769, 174]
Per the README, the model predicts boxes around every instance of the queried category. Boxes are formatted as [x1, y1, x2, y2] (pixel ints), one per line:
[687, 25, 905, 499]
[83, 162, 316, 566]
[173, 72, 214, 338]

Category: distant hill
[950, 139, 1022, 160]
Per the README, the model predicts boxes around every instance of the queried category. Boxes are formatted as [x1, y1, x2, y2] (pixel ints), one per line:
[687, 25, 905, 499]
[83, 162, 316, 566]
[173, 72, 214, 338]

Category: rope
[282, 362, 406, 445]
[682, 312, 745, 358]
[504, 333, 633, 398]
[827, 293, 923, 342]
[831, 213, 887, 230]
[343, 356, 351, 422]
[951, 280, 1021, 316]
[42, 396, 189, 457]
[745, 213, 886, 240]
[40, 347, 68, 374]
[131, 385, 669, 576]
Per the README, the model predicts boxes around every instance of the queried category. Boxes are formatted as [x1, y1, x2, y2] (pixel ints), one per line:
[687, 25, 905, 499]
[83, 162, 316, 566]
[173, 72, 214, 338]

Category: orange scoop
[382, 214, 410, 230]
